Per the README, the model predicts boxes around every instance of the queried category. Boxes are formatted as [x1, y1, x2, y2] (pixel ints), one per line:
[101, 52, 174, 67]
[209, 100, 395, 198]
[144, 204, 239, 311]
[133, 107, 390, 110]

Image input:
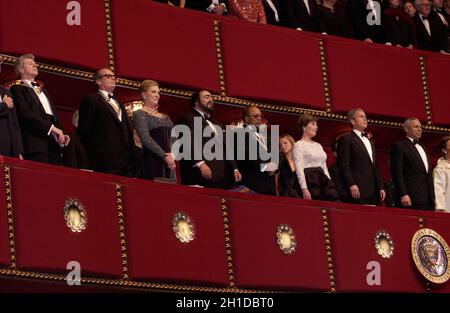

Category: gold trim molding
[221, 198, 235, 287]
[115, 184, 129, 280]
[419, 56, 432, 126]
[321, 209, 336, 292]
[103, 0, 116, 71]
[214, 21, 227, 97]
[319, 40, 332, 113]
[3, 166, 16, 269]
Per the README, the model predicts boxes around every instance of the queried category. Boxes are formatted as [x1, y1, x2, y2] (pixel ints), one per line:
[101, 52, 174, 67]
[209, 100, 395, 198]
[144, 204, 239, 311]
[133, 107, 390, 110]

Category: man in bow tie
[338, 108, 386, 205]
[391, 117, 435, 210]
[413, 0, 448, 52]
[77, 68, 137, 177]
[10, 53, 69, 165]
[0, 56, 24, 159]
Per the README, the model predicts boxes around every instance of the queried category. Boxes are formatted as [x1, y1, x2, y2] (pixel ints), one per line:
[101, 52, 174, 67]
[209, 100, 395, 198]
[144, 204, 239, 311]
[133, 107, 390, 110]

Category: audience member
[404, 0, 417, 17]
[328, 134, 348, 202]
[133, 80, 176, 182]
[262, 0, 281, 25]
[281, 0, 326, 32]
[347, 0, 385, 43]
[318, 0, 354, 38]
[391, 117, 435, 210]
[433, 136, 450, 213]
[185, 0, 227, 15]
[278, 134, 302, 198]
[62, 110, 88, 169]
[338, 108, 385, 205]
[413, 0, 448, 52]
[383, 0, 415, 48]
[78, 68, 137, 177]
[292, 113, 339, 201]
[228, 0, 267, 23]
[10, 53, 69, 165]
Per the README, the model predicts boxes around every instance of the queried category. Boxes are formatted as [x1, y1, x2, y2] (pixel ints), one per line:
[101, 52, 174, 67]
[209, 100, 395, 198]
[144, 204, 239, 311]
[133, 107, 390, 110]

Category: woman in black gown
[278, 134, 302, 198]
[133, 80, 176, 181]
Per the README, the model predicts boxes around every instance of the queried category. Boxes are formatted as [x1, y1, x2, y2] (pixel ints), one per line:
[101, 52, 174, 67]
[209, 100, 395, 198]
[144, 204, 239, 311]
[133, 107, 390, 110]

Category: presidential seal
[63, 198, 87, 233]
[374, 230, 394, 259]
[411, 228, 450, 284]
[172, 212, 195, 243]
[276, 224, 296, 255]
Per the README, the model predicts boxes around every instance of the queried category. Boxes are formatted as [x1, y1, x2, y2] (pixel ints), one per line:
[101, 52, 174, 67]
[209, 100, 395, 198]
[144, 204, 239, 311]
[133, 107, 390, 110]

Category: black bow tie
[422, 16, 429, 21]
[108, 94, 117, 100]
[31, 81, 40, 87]
[413, 139, 420, 145]
[361, 132, 369, 138]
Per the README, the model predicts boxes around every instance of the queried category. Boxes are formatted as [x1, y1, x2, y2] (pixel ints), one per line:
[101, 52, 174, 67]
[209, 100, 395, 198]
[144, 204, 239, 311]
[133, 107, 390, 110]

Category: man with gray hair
[413, 0, 448, 53]
[10, 53, 69, 165]
[390, 117, 435, 210]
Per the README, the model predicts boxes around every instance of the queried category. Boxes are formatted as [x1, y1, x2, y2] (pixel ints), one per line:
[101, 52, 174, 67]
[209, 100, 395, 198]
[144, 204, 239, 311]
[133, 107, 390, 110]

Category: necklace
[143, 105, 159, 115]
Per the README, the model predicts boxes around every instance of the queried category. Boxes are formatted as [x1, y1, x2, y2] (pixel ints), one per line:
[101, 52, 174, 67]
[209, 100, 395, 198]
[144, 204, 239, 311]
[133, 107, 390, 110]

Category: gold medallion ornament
[276, 224, 296, 255]
[172, 212, 195, 243]
[63, 199, 87, 233]
[411, 228, 450, 284]
[374, 230, 394, 259]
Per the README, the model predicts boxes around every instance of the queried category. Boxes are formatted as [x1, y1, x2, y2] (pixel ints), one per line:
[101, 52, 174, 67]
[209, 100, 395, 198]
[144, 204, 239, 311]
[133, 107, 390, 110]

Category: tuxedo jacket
[413, 12, 448, 52]
[235, 125, 276, 195]
[0, 85, 23, 157]
[185, 0, 227, 12]
[337, 131, 383, 204]
[281, 0, 325, 33]
[10, 82, 62, 157]
[382, 14, 415, 47]
[390, 138, 435, 210]
[77, 92, 136, 176]
[346, 0, 384, 43]
[263, 0, 281, 25]
[177, 109, 236, 189]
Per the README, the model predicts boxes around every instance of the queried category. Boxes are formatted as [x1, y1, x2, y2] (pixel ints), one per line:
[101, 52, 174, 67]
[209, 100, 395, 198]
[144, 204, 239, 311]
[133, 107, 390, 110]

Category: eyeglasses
[99, 73, 116, 80]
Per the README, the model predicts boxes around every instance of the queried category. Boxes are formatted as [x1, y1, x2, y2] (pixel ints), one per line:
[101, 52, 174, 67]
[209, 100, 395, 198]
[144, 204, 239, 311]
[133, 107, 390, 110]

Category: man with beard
[177, 90, 241, 189]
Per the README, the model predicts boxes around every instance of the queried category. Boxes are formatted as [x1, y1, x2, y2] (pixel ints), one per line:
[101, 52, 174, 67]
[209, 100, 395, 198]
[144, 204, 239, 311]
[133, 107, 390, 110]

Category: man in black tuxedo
[177, 90, 241, 189]
[390, 118, 435, 210]
[413, 0, 448, 52]
[236, 106, 277, 195]
[185, 0, 227, 15]
[338, 108, 386, 205]
[10, 54, 69, 165]
[281, 0, 325, 32]
[77, 68, 137, 177]
[0, 56, 23, 158]
[346, 0, 384, 43]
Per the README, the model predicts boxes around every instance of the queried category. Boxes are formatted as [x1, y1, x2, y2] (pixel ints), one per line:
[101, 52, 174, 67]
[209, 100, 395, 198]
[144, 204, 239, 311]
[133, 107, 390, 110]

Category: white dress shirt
[353, 129, 373, 163]
[99, 90, 122, 121]
[23, 79, 54, 135]
[408, 137, 429, 172]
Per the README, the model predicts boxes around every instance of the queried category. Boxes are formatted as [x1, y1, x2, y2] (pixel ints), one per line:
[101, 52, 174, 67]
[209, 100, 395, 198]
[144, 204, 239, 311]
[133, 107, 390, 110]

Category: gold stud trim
[1, 53, 449, 134]
[103, 0, 116, 71]
[0, 268, 277, 293]
[4, 166, 16, 269]
[221, 198, 235, 287]
[419, 217, 425, 229]
[321, 209, 336, 292]
[115, 184, 129, 280]
[319, 40, 332, 113]
[214, 21, 226, 97]
[419, 56, 432, 125]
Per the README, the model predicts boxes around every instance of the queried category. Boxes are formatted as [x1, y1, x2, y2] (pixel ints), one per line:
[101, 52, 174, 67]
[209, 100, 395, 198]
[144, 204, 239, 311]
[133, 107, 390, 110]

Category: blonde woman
[279, 134, 302, 198]
[133, 80, 176, 181]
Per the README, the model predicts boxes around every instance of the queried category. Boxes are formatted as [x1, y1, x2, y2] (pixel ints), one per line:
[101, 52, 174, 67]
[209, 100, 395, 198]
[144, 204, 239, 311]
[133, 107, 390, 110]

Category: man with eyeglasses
[0, 56, 24, 159]
[10, 53, 70, 165]
[413, 0, 449, 53]
[77, 68, 137, 177]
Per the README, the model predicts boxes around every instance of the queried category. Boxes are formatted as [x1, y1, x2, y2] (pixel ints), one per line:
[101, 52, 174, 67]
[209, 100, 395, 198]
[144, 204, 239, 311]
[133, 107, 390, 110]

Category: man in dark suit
[236, 106, 277, 195]
[0, 56, 23, 158]
[177, 90, 241, 189]
[281, 0, 325, 32]
[185, 0, 227, 15]
[413, 0, 448, 52]
[10, 54, 69, 165]
[347, 0, 384, 43]
[338, 108, 386, 205]
[77, 68, 137, 177]
[391, 118, 435, 210]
